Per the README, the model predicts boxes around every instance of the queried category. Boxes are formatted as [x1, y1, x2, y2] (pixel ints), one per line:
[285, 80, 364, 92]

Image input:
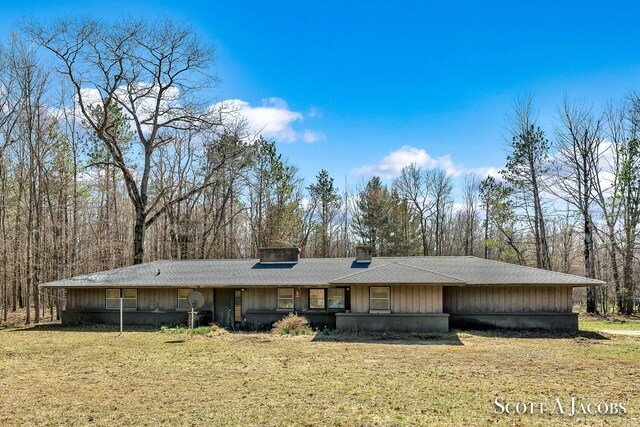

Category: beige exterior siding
[350, 285, 369, 313]
[66, 287, 214, 311]
[443, 286, 572, 313]
[350, 285, 443, 314]
[241, 287, 334, 314]
[242, 288, 278, 313]
[66, 285, 573, 315]
[138, 289, 178, 310]
[66, 288, 104, 310]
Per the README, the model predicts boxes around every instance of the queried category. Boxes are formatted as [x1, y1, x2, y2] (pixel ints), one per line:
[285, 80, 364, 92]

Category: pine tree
[502, 99, 551, 269]
[307, 169, 340, 257]
[351, 176, 392, 256]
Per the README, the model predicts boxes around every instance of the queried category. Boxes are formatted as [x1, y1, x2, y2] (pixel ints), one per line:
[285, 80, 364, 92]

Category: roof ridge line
[328, 260, 466, 284]
[328, 261, 394, 282]
[392, 260, 466, 282]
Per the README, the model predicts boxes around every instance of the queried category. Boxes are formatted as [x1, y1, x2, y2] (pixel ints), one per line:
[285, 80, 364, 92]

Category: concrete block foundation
[448, 312, 578, 332]
[61, 310, 212, 327]
[335, 312, 449, 333]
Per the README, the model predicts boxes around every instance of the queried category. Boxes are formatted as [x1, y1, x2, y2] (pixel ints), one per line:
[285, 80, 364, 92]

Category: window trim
[277, 287, 295, 311]
[177, 288, 195, 311]
[106, 288, 137, 311]
[308, 288, 326, 310]
[105, 289, 120, 310]
[327, 287, 346, 310]
[369, 286, 391, 313]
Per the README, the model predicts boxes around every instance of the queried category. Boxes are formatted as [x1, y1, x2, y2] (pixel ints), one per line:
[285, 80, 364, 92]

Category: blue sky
[2, 1, 640, 191]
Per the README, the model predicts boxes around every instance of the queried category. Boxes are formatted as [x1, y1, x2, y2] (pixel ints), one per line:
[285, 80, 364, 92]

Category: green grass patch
[161, 325, 219, 335]
[580, 316, 640, 332]
[278, 327, 314, 335]
[585, 340, 640, 360]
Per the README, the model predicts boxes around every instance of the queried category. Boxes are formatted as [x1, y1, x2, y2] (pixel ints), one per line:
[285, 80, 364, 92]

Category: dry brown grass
[1, 325, 638, 426]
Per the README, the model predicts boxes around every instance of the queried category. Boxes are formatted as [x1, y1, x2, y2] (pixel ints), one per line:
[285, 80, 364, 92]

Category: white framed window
[369, 286, 390, 312]
[277, 288, 295, 310]
[177, 288, 194, 310]
[122, 289, 137, 309]
[106, 289, 137, 310]
[105, 289, 120, 310]
[309, 289, 326, 309]
[328, 288, 346, 309]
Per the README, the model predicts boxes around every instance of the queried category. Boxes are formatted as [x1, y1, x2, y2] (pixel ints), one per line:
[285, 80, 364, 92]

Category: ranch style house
[41, 246, 603, 332]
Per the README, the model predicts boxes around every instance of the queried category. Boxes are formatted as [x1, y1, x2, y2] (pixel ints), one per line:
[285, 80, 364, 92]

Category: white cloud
[351, 146, 434, 179]
[302, 129, 325, 144]
[301, 197, 311, 210]
[71, 88, 323, 144]
[221, 97, 302, 142]
[452, 202, 466, 213]
[432, 154, 464, 177]
[466, 166, 502, 179]
[219, 97, 325, 144]
[351, 145, 500, 180]
[217, 98, 327, 144]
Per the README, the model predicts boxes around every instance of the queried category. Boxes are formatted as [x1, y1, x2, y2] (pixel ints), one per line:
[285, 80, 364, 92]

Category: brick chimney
[355, 245, 373, 263]
[259, 247, 300, 264]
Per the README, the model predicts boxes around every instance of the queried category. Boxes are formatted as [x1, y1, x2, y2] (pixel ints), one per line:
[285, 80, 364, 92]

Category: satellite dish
[187, 291, 205, 309]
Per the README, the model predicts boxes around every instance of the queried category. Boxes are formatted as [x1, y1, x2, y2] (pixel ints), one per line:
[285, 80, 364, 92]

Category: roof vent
[355, 245, 373, 263]
[259, 247, 300, 264]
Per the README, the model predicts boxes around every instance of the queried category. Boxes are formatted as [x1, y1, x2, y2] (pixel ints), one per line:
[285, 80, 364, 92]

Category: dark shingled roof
[41, 256, 605, 288]
[330, 261, 464, 285]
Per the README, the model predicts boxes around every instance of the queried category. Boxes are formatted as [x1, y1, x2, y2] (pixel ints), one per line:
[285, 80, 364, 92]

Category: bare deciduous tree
[394, 164, 434, 256]
[551, 97, 602, 312]
[28, 18, 224, 264]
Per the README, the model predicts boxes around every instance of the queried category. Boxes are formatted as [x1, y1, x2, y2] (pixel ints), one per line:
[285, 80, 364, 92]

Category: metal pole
[119, 297, 123, 334]
[190, 306, 194, 330]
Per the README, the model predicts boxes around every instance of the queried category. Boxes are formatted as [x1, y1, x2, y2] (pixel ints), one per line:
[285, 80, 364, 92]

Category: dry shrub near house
[271, 313, 312, 335]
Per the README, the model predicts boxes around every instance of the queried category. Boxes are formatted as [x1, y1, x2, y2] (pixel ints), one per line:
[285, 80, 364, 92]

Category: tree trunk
[622, 236, 635, 315]
[420, 219, 428, 256]
[12, 157, 24, 313]
[26, 147, 34, 325]
[0, 162, 6, 322]
[133, 207, 146, 265]
[609, 233, 623, 313]
[484, 208, 489, 259]
[584, 178, 597, 313]
[532, 187, 550, 270]
[528, 143, 551, 270]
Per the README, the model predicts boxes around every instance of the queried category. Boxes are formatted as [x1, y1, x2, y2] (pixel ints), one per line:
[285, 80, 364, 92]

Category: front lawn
[0, 326, 638, 426]
[579, 314, 640, 332]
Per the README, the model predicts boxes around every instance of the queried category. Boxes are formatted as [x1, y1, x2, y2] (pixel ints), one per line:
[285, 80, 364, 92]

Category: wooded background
[0, 18, 638, 324]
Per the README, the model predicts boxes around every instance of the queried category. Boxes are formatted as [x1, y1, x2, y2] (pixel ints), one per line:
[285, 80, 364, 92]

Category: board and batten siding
[349, 285, 443, 313]
[241, 288, 314, 313]
[242, 288, 277, 313]
[443, 286, 573, 313]
[66, 288, 214, 311]
[66, 288, 104, 310]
